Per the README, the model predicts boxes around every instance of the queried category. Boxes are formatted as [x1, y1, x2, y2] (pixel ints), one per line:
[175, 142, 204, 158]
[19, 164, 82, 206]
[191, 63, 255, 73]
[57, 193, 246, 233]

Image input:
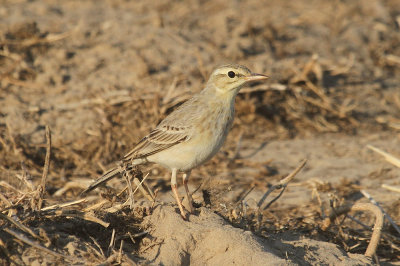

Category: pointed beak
[244, 73, 269, 82]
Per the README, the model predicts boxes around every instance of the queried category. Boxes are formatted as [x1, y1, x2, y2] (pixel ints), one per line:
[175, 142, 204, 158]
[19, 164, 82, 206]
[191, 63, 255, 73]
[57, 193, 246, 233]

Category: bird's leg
[183, 171, 194, 213]
[171, 168, 186, 219]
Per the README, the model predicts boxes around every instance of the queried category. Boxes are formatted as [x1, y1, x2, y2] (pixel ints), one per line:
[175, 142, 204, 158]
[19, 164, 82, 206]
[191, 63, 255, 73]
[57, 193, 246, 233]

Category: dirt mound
[142, 204, 370, 265]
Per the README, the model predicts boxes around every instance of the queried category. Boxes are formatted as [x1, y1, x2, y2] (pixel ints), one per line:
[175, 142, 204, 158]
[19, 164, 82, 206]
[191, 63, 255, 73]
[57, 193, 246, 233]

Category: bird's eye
[227, 71, 236, 78]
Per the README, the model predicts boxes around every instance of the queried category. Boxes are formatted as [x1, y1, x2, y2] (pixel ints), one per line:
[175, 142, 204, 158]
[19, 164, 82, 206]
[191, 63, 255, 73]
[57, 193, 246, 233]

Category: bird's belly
[147, 129, 227, 172]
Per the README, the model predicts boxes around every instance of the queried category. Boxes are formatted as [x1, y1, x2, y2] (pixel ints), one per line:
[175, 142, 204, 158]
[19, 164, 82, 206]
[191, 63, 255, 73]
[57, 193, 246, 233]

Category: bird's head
[206, 64, 268, 94]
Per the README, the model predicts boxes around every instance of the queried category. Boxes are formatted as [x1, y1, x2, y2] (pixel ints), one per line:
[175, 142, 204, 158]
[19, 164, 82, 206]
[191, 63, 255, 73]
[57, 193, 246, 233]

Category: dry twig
[83, 199, 110, 212]
[381, 184, 400, 193]
[367, 145, 400, 168]
[108, 229, 116, 256]
[54, 179, 92, 196]
[98, 253, 118, 266]
[0, 213, 41, 241]
[4, 228, 69, 259]
[34, 125, 51, 210]
[140, 239, 164, 253]
[321, 202, 383, 257]
[42, 210, 110, 228]
[123, 172, 135, 209]
[361, 190, 400, 236]
[257, 159, 307, 210]
[41, 198, 87, 211]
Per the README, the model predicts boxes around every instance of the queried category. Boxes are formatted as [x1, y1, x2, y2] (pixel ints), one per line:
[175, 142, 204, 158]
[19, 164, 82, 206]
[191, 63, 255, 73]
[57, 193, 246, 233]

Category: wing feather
[123, 125, 190, 161]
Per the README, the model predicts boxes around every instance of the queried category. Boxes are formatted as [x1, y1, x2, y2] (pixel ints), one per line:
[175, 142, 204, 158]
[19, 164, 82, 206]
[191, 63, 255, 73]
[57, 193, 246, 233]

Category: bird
[82, 64, 268, 219]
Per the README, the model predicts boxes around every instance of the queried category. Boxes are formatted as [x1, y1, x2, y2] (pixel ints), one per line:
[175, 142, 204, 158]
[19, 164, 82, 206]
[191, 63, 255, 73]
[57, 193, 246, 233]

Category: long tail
[81, 158, 146, 195]
[81, 167, 121, 195]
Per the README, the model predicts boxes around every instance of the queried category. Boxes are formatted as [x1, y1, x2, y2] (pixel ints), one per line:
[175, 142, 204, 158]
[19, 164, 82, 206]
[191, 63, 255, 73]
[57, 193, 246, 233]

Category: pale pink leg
[183, 171, 194, 213]
[170, 168, 186, 219]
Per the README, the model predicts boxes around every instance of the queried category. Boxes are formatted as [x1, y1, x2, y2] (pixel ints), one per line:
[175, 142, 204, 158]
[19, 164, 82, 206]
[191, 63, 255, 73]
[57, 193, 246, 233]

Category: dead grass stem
[34, 125, 51, 211]
[4, 228, 70, 260]
[258, 159, 307, 210]
[322, 203, 383, 257]
[361, 190, 400, 237]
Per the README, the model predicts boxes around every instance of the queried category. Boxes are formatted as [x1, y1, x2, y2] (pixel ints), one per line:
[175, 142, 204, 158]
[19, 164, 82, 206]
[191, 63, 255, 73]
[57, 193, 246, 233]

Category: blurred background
[0, 0, 399, 263]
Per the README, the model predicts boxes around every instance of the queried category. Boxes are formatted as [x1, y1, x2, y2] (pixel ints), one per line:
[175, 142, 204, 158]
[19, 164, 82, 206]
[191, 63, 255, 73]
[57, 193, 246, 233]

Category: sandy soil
[1, 0, 400, 265]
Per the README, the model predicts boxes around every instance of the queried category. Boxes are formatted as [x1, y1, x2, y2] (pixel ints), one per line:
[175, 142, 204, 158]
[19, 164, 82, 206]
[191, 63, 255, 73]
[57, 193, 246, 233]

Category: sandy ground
[1, 0, 400, 265]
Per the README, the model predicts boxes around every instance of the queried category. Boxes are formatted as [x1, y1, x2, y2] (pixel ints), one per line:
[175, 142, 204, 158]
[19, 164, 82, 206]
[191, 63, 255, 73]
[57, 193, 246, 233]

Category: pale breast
[148, 99, 235, 171]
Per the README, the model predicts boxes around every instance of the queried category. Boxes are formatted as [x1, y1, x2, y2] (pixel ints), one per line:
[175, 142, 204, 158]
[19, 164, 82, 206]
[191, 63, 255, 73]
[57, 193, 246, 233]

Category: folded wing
[123, 125, 190, 161]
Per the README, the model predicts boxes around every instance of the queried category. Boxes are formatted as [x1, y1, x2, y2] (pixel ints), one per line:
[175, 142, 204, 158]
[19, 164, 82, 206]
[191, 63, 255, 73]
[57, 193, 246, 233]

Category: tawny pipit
[82, 64, 268, 219]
